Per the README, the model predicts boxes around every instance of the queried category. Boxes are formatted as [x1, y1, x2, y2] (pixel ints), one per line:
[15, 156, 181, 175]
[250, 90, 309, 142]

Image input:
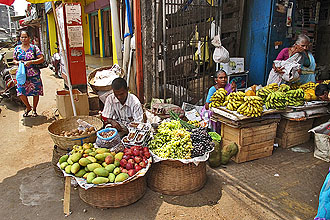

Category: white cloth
[102, 93, 143, 124]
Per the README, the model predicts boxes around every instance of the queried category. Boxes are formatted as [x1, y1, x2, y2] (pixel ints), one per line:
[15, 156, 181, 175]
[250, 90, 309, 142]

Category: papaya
[93, 167, 109, 177]
[92, 177, 109, 184]
[59, 155, 69, 164]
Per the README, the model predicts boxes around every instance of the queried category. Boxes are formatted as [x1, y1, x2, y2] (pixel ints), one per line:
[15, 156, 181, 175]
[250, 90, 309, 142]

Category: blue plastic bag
[315, 169, 330, 220]
[16, 62, 26, 85]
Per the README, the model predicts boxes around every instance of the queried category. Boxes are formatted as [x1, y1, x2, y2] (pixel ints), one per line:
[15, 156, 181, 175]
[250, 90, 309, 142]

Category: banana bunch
[304, 88, 317, 101]
[237, 96, 264, 117]
[278, 84, 290, 93]
[256, 88, 273, 102]
[264, 83, 279, 91]
[223, 91, 245, 111]
[209, 88, 228, 108]
[289, 82, 301, 90]
[299, 81, 316, 91]
[322, 80, 330, 84]
[265, 91, 287, 110]
[286, 89, 305, 106]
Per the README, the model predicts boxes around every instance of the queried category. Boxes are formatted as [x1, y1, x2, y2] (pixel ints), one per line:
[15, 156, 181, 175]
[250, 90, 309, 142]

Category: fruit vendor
[205, 70, 236, 110]
[315, 83, 330, 101]
[101, 77, 143, 133]
[267, 34, 316, 85]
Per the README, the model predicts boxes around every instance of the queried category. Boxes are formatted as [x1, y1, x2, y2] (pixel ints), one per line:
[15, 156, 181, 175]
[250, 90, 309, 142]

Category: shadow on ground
[22, 115, 55, 127]
[0, 162, 224, 220]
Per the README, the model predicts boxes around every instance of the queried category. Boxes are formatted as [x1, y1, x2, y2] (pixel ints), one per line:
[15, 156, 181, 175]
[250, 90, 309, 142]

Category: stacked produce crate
[221, 122, 278, 163]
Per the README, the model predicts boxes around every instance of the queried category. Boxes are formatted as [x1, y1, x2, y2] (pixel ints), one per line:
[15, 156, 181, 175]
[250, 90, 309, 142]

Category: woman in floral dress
[13, 31, 45, 117]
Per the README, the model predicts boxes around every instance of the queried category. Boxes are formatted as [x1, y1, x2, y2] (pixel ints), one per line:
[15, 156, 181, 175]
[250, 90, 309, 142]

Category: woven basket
[78, 175, 147, 208]
[51, 145, 70, 177]
[48, 116, 104, 150]
[147, 160, 206, 195]
[88, 66, 125, 92]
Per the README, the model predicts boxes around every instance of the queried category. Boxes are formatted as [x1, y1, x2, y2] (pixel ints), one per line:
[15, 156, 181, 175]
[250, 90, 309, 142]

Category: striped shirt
[102, 93, 143, 124]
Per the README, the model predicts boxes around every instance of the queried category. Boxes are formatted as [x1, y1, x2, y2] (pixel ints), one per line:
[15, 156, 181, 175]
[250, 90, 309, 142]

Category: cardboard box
[56, 89, 89, 118]
[219, 57, 244, 75]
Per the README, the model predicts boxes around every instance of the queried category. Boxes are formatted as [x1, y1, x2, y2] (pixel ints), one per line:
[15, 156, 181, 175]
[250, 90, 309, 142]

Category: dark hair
[112, 77, 127, 90]
[214, 69, 227, 78]
[19, 30, 30, 38]
[315, 83, 330, 97]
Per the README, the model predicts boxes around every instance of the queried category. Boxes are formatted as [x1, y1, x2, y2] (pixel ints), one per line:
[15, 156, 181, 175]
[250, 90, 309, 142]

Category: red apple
[126, 162, 134, 170]
[120, 159, 128, 167]
[143, 147, 149, 152]
[121, 169, 128, 173]
[128, 159, 135, 164]
[139, 161, 146, 168]
[126, 149, 133, 155]
[135, 165, 142, 172]
[144, 151, 151, 159]
[134, 156, 142, 163]
[123, 155, 130, 160]
[128, 169, 136, 177]
[133, 149, 140, 156]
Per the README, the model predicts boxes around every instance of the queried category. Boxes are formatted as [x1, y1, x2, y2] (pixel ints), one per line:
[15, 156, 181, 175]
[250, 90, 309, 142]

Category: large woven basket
[48, 116, 104, 150]
[147, 160, 206, 195]
[78, 175, 147, 208]
[88, 66, 125, 92]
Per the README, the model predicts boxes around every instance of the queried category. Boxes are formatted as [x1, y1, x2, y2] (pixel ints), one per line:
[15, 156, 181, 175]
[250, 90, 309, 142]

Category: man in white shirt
[101, 77, 143, 132]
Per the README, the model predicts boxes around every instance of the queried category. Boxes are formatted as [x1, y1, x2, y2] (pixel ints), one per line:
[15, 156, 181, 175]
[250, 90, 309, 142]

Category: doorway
[103, 9, 113, 57]
[90, 13, 100, 55]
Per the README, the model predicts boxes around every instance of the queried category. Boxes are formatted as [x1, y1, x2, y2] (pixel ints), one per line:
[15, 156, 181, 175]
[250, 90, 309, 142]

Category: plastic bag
[16, 62, 26, 85]
[212, 35, 230, 63]
[95, 128, 123, 152]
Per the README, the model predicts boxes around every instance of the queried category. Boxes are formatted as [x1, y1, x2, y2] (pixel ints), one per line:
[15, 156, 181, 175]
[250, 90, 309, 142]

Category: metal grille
[154, 0, 221, 106]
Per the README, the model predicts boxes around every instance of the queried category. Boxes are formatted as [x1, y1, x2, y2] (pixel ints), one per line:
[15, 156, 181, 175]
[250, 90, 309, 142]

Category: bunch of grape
[190, 128, 213, 157]
[148, 120, 193, 159]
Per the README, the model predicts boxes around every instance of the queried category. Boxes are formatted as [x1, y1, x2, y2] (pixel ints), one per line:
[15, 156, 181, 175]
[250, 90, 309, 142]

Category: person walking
[13, 31, 45, 117]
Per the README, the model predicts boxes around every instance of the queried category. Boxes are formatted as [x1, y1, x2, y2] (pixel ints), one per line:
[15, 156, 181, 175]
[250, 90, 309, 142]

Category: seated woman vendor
[315, 83, 330, 101]
[101, 77, 143, 134]
[205, 70, 236, 110]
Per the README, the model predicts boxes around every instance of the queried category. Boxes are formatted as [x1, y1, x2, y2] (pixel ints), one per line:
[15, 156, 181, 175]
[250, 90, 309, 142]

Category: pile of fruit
[57, 127, 96, 137]
[148, 120, 193, 159]
[190, 128, 213, 157]
[289, 82, 301, 90]
[223, 91, 245, 111]
[256, 87, 274, 102]
[209, 88, 227, 108]
[278, 84, 290, 93]
[237, 96, 264, 117]
[286, 89, 305, 106]
[58, 143, 151, 185]
[265, 91, 287, 110]
[187, 120, 201, 128]
[299, 82, 317, 91]
[99, 130, 116, 138]
[322, 80, 330, 84]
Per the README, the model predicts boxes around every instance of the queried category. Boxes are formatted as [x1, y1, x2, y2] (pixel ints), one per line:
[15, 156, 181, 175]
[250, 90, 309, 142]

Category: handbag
[32, 45, 48, 69]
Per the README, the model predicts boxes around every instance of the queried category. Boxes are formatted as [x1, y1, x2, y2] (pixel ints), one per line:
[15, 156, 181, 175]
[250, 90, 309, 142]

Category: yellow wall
[47, 12, 57, 56]
[81, 5, 91, 55]
[98, 9, 104, 58]
[111, 16, 117, 64]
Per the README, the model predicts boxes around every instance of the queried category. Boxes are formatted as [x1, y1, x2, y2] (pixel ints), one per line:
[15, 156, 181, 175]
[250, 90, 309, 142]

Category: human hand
[274, 66, 285, 75]
[24, 60, 33, 67]
[109, 120, 123, 132]
[231, 81, 237, 91]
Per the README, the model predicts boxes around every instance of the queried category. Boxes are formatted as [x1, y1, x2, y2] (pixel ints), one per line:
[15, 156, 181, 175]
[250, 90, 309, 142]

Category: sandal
[23, 109, 31, 117]
[32, 111, 38, 117]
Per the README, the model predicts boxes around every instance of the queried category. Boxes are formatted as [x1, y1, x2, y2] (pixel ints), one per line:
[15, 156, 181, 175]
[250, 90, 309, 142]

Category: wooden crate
[221, 122, 277, 163]
[276, 118, 314, 148]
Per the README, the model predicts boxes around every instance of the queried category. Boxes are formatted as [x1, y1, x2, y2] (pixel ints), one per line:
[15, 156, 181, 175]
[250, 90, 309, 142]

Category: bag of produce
[221, 142, 238, 165]
[208, 132, 222, 168]
[95, 128, 123, 152]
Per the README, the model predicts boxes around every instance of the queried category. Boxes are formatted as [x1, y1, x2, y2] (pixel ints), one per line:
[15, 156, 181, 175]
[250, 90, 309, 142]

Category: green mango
[71, 152, 82, 163]
[75, 169, 86, 177]
[89, 151, 97, 157]
[95, 148, 110, 154]
[86, 156, 97, 163]
[92, 177, 109, 184]
[79, 158, 92, 167]
[114, 152, 124, 161]
[71, 163, 80, 174]
[60, 162, 69, 170]
[85, 166, 89, 172]
[65, 165, 72, 174]
[105, 164, 116, 173]
[114, 158, 120, 167]
[86, 172, 96, 184]
[59, 155, 69, 164]
[108, 173, 115, 183]
[113, 167, 121, 175]
[84, 149, 93, 154]
[83, 172, 89, 179]
[95, 154, 107, 162]
[102, 162, 108, 167]
[87, 163, 102, 172]
[67, 156, 74, 165]
[115, 173, 129, 183]
[93, 167, 109, 177]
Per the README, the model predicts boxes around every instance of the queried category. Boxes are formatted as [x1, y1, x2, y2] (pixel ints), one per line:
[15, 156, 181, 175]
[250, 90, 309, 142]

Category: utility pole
[7, 5, 12, 38]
